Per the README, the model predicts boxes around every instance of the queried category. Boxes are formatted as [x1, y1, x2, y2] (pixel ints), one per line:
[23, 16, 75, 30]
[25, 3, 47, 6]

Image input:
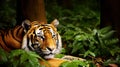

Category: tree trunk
[17, 0, 47, 24]
[101, 0, 120, 43]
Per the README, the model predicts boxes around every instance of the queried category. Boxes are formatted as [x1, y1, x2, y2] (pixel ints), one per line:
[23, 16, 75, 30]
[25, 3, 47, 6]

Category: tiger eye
[52, 34, 56, 38]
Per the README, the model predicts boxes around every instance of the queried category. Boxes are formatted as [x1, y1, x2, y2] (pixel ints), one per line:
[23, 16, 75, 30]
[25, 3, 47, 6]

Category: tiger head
[21, 19, 62, 59]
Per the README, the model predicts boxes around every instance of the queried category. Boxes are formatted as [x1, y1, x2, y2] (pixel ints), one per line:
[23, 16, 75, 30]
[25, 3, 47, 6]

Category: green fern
[0, 49, 45, 67]
[59, 24, 120, 58]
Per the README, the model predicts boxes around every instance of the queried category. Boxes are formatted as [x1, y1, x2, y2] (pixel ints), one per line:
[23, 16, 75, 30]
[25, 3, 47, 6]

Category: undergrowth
[0, 48, 46, 67]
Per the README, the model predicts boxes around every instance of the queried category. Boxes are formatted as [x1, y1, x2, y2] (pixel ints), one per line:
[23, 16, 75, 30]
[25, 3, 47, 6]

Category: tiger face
[21, 19, 62, 59]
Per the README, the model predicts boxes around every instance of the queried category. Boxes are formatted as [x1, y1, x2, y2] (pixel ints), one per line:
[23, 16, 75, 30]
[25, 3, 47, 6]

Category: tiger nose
[47, 47, 55, 51]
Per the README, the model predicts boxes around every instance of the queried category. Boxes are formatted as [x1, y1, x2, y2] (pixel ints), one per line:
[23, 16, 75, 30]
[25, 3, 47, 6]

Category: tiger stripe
[0, 19, 62, 59]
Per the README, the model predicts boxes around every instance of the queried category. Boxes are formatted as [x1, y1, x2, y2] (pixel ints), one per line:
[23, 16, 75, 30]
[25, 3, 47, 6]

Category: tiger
[0, 19, 62, 59]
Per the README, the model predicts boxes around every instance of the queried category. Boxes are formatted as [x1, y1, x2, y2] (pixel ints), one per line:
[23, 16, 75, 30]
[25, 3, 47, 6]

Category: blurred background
[0, 0, 100, 29]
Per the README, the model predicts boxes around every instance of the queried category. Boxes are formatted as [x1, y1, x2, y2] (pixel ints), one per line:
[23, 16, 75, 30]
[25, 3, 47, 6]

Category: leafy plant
[103, 55, 120, 66]
[56, 24, 120, 67]
[0, 48, 45, 67]
[46, 0, 100, 30]
[0, 0, 16, 29]
[58, 24, 120, 59]
[0, 48, 8, 65]
[60, 60, 95, 67]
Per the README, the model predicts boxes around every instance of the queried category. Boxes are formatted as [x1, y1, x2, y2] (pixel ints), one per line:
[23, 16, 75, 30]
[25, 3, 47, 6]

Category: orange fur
[0, 26, 24, 51]
[0, 19, 64, 67]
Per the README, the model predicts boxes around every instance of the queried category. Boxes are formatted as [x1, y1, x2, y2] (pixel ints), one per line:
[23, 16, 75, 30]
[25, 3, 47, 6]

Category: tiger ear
[22, 20, 31, 32]
[51, 19, 59, 27]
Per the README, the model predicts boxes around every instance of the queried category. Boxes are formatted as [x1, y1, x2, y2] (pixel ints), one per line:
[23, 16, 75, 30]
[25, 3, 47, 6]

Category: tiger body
[0, 26, 24, 51]
[0, 19, 62, 59]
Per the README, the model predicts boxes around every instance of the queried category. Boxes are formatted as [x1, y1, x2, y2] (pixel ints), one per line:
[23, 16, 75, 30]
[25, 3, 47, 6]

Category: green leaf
[27, 51, 41, 59]
[60, 48, 66, 54]
[60, 61, 70, 67]
[110, 50, 115, 56]
[9, 59, 19, 67]
[20, 53, 28, 64]
[60, 60, 89, 67]
[89, 63, 96, 67]
[0, 48, 8, 63]
[22, 61, 33, 67]
[71, 43, 80, 54]
[84, 50, 96, 57]
[55, 54, 64, 58]
[102, 30, 115, 39]
[72, 60, 88, 66]
[9, 49, 25, 58]
[28, 56, 39, 63]
[99, 26, 112, 34]
[24, 56, 40, 67]
[66, 62, 78, 67]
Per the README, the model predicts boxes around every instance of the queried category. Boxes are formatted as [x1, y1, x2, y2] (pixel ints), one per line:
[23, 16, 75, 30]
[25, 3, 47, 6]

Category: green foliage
[55, 48, 66, 58]
[57, 25, 120, 67]
[84, 50, 96, 58]
[0, 48, 8, 65]
[46, 1, 119, 63]
[60, 60, 95, 67]
[103, 55, 120, 66]
[59, 25, 120, 59]
[0, 0, 16, 29]
[45, 0, 100, 29]
[0, 48, 45, 67]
